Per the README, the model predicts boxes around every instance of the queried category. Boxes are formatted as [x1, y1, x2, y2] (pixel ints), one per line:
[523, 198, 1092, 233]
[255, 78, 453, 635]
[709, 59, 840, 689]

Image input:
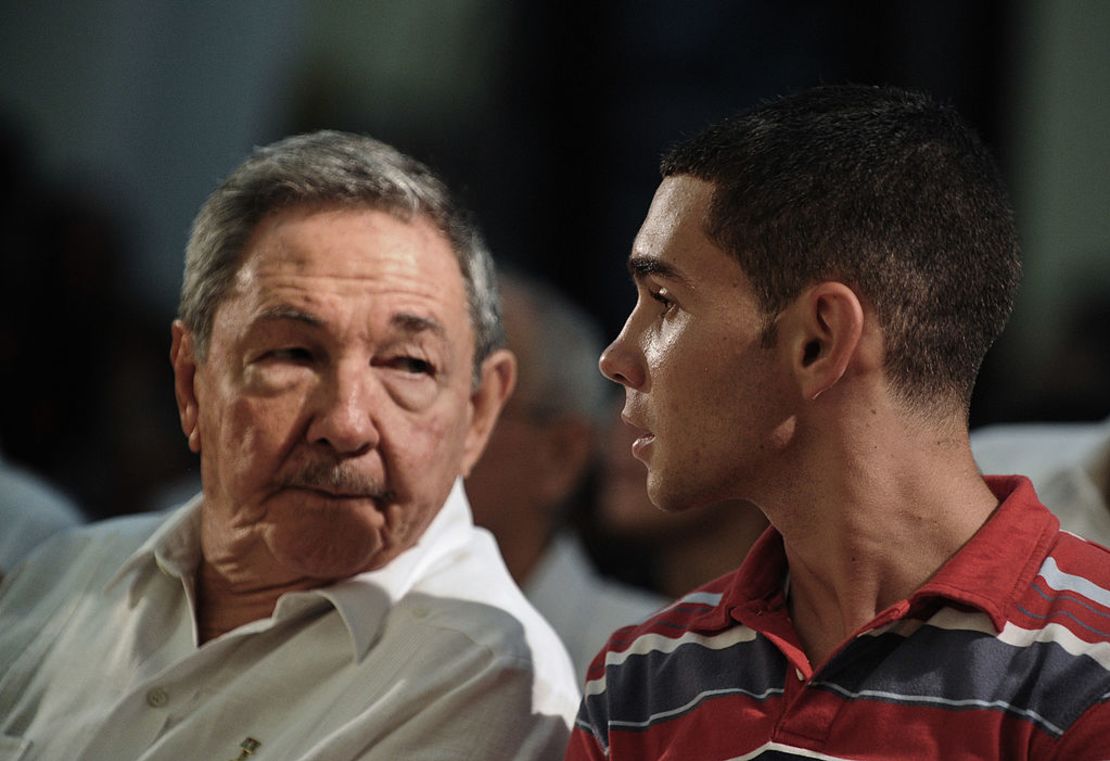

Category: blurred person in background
[972, 416, 1110, 546]
[466, 271, 667, 681]
[0, 450, 84, 580]
[971, 291, 1110, 547]
[0, 130, 577, 760]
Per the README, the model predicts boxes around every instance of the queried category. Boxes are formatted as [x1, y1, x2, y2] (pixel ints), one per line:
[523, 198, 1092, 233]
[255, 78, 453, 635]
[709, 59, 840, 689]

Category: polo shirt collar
[719, 475, 1058, 635]
[911, 475, 1057, 631]
[106, 479, 475, 663]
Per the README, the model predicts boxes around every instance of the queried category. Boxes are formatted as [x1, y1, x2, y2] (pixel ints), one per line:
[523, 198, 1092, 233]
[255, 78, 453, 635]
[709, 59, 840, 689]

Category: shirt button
[795, 668, 805, 682]
[146, 687, 169, 707]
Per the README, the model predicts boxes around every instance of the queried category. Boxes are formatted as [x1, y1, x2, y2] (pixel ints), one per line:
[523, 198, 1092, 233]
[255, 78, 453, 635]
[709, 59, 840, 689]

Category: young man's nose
[598, 325, 645, 390]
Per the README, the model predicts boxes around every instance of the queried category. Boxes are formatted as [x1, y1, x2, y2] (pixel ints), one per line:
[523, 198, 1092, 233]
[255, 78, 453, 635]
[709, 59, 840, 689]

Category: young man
[567, 85, 1110, 759]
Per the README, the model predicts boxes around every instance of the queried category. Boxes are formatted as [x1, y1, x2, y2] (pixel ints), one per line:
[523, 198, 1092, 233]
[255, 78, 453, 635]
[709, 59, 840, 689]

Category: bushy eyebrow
[390, 312, 446, 340]
[255, 305, 324, 327]
[253, 306, 445, 340]
[628, 255, 690, 287]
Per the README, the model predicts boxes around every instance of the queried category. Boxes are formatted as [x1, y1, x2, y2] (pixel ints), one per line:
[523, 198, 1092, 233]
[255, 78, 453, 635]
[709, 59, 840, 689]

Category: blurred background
[1, 0, 1108, 523]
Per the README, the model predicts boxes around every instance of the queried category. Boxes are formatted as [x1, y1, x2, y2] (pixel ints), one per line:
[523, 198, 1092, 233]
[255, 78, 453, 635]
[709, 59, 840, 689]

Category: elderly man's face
[173, 204, 508, 582]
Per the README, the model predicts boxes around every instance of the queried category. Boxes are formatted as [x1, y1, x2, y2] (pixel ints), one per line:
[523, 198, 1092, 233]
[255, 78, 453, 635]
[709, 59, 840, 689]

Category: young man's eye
[649, 287, 675, 312]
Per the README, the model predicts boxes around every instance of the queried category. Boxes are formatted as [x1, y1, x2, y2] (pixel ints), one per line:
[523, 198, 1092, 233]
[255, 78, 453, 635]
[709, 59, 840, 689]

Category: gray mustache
[279, 460, 395, 502]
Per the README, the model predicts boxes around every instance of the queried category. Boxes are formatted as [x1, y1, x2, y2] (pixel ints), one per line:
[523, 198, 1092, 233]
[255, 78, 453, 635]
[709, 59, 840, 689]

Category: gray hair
[499, 271, 610, 424]
[178, 130, 503, 382]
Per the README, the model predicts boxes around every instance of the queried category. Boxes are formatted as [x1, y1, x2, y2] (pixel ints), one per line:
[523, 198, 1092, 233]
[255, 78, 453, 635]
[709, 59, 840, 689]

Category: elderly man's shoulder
[405, 527, 580, 701]
[2, 510, 167, 597]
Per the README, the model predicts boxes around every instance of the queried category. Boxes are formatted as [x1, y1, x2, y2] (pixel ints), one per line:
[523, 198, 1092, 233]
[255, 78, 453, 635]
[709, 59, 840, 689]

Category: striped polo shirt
[566, 476, 1110, 760]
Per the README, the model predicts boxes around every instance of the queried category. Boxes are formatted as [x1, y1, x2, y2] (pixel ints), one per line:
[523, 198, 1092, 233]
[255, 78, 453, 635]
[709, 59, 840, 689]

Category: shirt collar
[718, 475, 1057, 634]
[312, 478, 474, 661]
[105, 480, 475, 662]
[911, 475, 1057, 631]
[105, 491, 205, 594]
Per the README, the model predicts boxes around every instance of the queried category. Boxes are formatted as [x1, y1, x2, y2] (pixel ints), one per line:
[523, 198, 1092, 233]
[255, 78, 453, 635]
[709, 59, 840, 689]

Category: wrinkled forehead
[226, 205, 472, 335]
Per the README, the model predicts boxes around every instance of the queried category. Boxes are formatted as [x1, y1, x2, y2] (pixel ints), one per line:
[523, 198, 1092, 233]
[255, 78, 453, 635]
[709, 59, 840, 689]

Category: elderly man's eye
[392, 357, 435, 376]
[267, 347, 313, 362]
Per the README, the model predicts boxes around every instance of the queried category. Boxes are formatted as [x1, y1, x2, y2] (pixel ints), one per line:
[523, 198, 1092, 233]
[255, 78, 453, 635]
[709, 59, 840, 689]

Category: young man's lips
[630, 432, 655, 461]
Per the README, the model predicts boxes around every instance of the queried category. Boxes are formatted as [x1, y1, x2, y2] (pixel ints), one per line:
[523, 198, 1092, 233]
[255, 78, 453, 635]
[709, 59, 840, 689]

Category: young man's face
[599, 176, 796, 513]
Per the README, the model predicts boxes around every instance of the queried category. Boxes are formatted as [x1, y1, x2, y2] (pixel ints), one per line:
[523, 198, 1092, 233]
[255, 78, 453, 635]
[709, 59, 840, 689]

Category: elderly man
[0, 131, 578, 760]
[567, 85, 1110, 759]
[465, 272, 667, 681]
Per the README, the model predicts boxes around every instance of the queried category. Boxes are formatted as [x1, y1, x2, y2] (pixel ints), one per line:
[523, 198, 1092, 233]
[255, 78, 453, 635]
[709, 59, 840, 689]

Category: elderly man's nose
[307, 370, 380, 455]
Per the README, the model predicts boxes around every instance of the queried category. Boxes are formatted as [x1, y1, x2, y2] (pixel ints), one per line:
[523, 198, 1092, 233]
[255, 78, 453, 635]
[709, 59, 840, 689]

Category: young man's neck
[770, 405, 998, 668]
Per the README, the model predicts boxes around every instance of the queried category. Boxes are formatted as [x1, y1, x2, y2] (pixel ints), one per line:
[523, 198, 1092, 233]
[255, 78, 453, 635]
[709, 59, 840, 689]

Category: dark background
[2, 1, 1108, 521]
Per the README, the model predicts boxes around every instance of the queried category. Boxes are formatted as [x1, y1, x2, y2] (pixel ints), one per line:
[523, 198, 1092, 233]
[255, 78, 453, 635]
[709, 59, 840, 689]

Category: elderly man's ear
[170, 320, 202, 454]
[460, 348, 517, 477]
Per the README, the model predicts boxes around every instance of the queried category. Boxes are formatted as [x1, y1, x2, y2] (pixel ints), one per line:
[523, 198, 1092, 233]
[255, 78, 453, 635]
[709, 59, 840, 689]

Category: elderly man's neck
[194, 559, 329, 643]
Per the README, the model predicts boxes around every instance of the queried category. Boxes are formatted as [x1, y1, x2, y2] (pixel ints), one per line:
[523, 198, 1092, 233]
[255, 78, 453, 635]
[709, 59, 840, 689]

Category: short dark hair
[661, 84, 1021, 412]
[179, 130, 503, 385]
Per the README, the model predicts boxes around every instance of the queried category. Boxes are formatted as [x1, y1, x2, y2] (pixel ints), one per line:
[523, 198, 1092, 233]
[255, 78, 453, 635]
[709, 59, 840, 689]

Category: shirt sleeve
[564, 714, 609, 761]
[563, 650, 611, 761]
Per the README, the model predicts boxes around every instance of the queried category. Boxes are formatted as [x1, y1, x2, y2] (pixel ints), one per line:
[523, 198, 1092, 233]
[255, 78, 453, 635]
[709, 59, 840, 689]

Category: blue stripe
[813, 623, 1110, 736]
[1028, 577, 1110, 623]
[1014, 601, 1110, 639]
[577, 632, 785, 750]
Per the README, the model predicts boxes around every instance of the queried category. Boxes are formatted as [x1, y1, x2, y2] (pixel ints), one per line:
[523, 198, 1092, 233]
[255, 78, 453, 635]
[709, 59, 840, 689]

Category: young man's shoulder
[581, 570, 742, 684]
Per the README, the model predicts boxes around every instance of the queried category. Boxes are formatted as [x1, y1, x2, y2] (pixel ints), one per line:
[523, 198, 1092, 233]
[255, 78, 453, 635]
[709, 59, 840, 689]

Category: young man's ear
[460, 348, 517, 476]
[787, 282, 865, 401]
[170, 320, 202, 454]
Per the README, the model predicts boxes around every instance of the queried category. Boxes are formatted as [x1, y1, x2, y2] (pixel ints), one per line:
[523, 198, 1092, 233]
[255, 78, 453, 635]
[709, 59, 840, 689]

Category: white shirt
[524, 534, 668, 683]
[0, 480, 579, 761]
[0, 455, 84, 578]
[971, 416, 1110, 547]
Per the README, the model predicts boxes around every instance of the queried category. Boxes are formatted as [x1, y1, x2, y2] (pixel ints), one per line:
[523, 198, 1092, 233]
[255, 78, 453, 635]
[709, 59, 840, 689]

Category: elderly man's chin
[264, 496, 397, 580]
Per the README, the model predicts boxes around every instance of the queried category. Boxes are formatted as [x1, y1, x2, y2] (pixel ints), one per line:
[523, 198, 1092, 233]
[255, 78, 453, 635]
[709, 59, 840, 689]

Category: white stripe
[998, 621, 1110, 671]
[925, 606, 998, 634]
[860, 606, 994, 640]
[674, 591, 724, 607]
[1039, 556, 1110, 608]
[607, 686, 784, 729]
[724, 741, 861, 760]
[583, 625, 758, 697]
[868, 605, 1110, 671]
[813, 681, 1066, 736]
[653, 590, 725, 615]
